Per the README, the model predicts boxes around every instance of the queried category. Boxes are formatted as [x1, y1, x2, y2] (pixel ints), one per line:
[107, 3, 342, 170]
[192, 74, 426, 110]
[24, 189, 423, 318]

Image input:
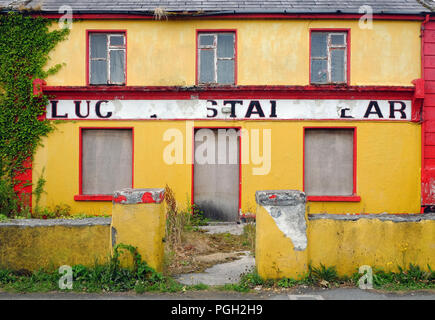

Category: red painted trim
[196, 29, 238, 86]
[303, 126, 359, 200]
[86, 30, 127, 86]
[309, 28, 351, 86]
[191, 126, 242, 218]
[307, 196, 361, 202]
[42, 85, 415, 100]
[13, 157, 33, 210]
[76, 126, 134, 201]
[74, 195, 113, 201]
[30, 13, 427, 21]
[33, 79, 47, 97]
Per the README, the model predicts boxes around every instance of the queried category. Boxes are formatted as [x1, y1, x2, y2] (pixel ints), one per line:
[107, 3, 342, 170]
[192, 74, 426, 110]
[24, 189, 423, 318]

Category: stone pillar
[111, 188, 166, 272]
[255, 190, 308, 280]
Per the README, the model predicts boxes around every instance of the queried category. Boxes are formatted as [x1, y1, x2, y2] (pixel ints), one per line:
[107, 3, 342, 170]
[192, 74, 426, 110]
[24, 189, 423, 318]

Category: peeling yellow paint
[45, 19, 421, 86]
[111, 202, 166, 272]
[33, 121, 421, 216]
[0, 224, 110, 271]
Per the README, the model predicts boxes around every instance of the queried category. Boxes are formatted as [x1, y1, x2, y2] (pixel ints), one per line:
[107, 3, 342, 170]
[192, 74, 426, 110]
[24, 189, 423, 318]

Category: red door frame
[191, 126, 242, 218]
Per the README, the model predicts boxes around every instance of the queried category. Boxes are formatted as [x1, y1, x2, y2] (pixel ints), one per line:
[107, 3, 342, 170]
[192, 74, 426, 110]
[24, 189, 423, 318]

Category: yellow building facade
[33, 17, 423, 219]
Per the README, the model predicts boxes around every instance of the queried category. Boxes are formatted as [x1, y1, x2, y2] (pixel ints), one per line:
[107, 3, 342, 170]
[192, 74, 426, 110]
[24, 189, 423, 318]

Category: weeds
[32, 168, 46, 214]
[0, 175, 19, 217]
[0, 243, 185, 293]
[218, 263, 435, 293]
[364, 264, 435, 291]
[164, 185, 209, 250]
[241, 222, 256, 253]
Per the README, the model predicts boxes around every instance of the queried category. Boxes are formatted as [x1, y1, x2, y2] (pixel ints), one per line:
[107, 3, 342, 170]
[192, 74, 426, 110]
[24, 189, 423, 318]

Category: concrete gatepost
[111, 188, 166, 272]
[255, 190, 308, 280]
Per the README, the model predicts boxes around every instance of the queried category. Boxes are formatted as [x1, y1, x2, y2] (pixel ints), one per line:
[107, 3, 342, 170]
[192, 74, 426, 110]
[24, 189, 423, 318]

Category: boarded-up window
[198, 32, 235, 85]
[82, 129, 132, 195]
[310, 31, 347, 84]
[304, 129, 354, 196]
[89, 33, 126, 85]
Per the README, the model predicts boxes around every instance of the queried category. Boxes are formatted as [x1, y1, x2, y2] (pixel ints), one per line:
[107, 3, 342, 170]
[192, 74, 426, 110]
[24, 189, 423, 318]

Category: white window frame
[197, 32, 236, 85]
[89, 33, 126, 85]
[310, 32, 348, 85]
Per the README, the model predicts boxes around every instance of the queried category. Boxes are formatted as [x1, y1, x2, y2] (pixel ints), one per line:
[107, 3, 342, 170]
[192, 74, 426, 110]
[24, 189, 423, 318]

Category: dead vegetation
[163, 185, 255, 276]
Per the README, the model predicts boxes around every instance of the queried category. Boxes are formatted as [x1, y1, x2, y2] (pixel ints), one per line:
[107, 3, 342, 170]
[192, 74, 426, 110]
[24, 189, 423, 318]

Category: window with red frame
[304, 128, 355, 197]
[197, 32, 235, 85]
[89, 33, 126, 85]
[310, 31, 348, 84]
[81, 129, 132, 195]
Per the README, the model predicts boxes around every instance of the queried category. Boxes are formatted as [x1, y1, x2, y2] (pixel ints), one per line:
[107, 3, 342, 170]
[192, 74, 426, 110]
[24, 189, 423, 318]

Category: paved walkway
[197, 222, 245, 235]
[175, 251, 255, 285]
[176, 222, 255, 285]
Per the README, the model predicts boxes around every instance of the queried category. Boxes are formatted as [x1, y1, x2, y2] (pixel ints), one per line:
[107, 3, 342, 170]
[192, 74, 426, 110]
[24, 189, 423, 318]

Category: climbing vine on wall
[0, 12, 69, 214]
[0, 12, 69, 178]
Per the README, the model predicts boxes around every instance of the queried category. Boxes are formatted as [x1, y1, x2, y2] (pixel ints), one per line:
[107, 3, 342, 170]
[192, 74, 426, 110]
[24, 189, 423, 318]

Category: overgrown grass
[0, 243, 202, 294]
[217, 263, 435, 293]
[358, 264, 435, 291]
[1, 260, 433, 293]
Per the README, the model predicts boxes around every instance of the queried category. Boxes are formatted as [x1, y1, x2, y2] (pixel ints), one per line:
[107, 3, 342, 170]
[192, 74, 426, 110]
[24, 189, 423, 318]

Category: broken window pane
[199, 34, 215, 46]
[110, 50, 125, 84]
[90, 34, 107, 59]
[311, 59, 327, 84]
[217, 33, 234, 58]
[90, 60, 108, 84]
[199, 49, 215, 83]
[217, 59, 234, 84]
[311, 33, 327, 57]
[110, 35, 124, 46]
[331, 49, 346, 83]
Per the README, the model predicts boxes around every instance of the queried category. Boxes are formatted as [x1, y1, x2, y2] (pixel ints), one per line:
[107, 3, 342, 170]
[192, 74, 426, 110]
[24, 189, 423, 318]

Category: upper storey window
[197, 32, 236, 85]
[89, 32, 126, 85]
[310, 31, 348, 85]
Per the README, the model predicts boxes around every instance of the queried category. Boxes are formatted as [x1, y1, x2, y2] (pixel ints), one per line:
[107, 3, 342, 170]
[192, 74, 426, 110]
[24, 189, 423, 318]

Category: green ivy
[0, 12, 69, 180]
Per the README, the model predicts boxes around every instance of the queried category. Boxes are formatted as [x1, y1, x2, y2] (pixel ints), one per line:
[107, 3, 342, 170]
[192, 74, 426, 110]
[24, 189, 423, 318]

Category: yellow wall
[256, 202, 434, 278]
[309, 217, 435, 276]
[112, 202, 166, 272]
[0, 222, 110, 271]
[33, 120, 421, 215]
[45, 19, 421, 86]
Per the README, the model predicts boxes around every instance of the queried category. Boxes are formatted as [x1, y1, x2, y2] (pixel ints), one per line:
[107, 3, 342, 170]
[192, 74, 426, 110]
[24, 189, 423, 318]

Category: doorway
[193, 127, 240, 221]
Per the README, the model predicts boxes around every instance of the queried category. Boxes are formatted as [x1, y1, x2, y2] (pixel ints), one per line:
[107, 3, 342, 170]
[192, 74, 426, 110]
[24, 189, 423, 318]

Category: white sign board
[47, 99, 412, 120]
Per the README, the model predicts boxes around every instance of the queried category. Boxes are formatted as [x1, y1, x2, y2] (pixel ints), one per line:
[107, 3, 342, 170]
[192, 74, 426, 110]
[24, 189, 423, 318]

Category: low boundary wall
[0, 218, 111, 271]
[256, 190, 435, 279]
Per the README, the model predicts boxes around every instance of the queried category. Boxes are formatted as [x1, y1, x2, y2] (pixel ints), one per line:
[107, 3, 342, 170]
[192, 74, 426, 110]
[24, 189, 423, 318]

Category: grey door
[193, 128, 240, 221]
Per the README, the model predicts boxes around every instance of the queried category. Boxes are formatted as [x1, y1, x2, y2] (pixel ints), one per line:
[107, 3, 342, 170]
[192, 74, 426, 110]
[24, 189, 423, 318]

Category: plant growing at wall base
[0, 12, 69, 215]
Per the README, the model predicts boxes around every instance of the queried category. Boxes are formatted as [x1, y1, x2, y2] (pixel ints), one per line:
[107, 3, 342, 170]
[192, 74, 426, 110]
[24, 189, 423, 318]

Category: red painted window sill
[74, 195, 113, 201]
[307, 196, 361, 202]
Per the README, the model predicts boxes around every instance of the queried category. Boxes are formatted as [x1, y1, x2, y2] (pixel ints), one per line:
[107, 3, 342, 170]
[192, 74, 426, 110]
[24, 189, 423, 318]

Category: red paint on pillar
[113, 195, 127, 203]
[141, 192, 156, 203]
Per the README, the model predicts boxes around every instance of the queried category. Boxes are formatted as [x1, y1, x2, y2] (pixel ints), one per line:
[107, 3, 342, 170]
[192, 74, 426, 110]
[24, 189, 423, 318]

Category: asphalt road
[0, 287, 433, 300]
